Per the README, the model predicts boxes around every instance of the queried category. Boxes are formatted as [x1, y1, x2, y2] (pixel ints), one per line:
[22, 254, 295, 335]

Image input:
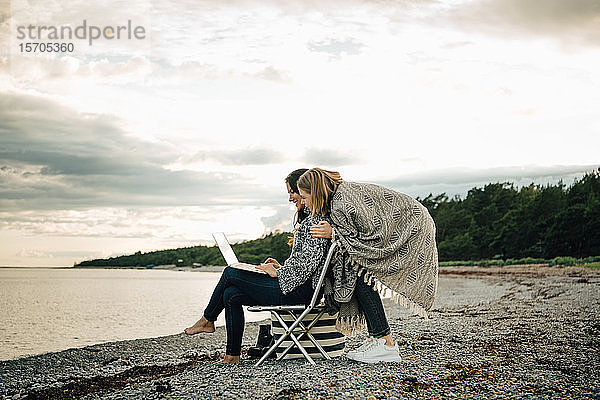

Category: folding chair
[247, 242, 338, 366]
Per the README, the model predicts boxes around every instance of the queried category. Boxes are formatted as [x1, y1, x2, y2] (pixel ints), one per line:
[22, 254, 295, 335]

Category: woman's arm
[309, 221, 333, 239]
[276, 218, 330, 294]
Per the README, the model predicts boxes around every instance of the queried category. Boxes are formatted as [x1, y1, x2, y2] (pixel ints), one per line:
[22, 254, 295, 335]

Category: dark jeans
[355, 277, 391, 338]
[203, 267, 314, 356]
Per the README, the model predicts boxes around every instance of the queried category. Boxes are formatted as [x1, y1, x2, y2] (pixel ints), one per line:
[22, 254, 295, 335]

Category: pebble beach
[1, 265, 599, 400]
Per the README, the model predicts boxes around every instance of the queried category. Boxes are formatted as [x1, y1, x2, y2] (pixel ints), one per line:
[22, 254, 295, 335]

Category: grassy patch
[440, 255, 600, 268]
[583, 262, 600, 269]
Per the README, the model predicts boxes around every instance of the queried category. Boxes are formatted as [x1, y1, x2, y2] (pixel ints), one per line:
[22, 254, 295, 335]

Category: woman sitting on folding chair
[300, 168, 439, 364]
[184, 171, 331, 364]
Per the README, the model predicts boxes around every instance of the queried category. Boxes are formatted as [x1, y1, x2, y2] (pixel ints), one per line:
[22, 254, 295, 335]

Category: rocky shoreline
[2, 266, 599, 399]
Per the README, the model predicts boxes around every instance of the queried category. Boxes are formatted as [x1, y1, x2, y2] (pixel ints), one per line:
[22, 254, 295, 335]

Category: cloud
[260, 203, 297, 234]
[173, 61, 292, 83]
[252, 66, 292, 83]
[0, 207, 189, 239]
[307, 37, 366, 59]
[375, 164, 600, 199]
[15, 249, 105, 259]
[151, 0, 426, 14]
[190, 147, 285, 166]
[0, 92, 281, 211]
[6, 54, 291, 85]
[301, 147, 363, 167]
[433, 0, 600, 48]
[8, 56, 153, 82]
[440, 41, 473, 50]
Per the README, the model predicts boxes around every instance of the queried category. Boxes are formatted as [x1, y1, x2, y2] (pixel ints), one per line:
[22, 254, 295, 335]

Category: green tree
[465, 182, 518, 259]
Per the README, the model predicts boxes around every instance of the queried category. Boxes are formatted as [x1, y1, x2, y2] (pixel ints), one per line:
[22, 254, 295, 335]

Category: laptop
[212, 232, 267, 274]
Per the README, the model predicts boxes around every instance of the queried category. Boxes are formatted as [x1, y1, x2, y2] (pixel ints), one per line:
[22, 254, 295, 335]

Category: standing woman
[184, 170, 331, 364]
[299, 168, 439, 363]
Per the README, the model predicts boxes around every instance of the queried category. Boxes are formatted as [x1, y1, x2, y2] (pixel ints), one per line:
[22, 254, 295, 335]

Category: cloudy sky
[0, 0, 599, 267]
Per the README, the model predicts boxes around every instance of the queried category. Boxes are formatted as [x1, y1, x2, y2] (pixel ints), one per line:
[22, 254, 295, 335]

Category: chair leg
[286, 332, 316, 365]
[255, 328, 290, 366]
[304, 330, 332, 360]
[255, 310, 311, 366]
[276, 311, 306, 360]
[282, 309, 332, 361]
[271, 312, 316, 365]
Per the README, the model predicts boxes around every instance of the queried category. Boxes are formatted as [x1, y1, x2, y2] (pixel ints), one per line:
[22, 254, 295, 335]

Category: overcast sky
[1, 0, 599, 266]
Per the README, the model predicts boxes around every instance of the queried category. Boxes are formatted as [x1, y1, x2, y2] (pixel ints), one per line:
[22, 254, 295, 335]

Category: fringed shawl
[329, 182, 439, 335]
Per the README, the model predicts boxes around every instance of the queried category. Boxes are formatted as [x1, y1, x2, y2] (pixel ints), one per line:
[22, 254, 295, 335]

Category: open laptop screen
[212, 232, 239, 266]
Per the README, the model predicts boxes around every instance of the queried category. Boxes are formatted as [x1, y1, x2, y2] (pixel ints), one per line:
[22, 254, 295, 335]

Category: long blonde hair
[297, 168, 343, 216]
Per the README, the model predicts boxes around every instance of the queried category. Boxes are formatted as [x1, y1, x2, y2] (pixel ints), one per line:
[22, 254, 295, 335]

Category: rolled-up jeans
[203, 267, 314, 356]
[354, 277, 391, 338]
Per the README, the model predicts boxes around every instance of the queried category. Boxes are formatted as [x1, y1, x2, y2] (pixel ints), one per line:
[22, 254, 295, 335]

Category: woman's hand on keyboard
[256, 263, 278, 277]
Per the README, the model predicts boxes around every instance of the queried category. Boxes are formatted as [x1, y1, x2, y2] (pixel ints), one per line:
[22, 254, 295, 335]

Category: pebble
[1, 273, 598, 399]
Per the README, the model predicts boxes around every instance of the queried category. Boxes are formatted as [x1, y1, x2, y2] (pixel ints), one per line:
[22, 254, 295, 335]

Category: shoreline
[73, 265, 228, 272]
[0, 265, 228, 272]
[5, 263, 595, 275]
[2, 268, 599, 399]
[71, 263, 598, 274]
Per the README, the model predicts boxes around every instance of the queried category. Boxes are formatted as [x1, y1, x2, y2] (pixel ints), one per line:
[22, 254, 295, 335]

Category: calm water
[0, 268, 269, 360]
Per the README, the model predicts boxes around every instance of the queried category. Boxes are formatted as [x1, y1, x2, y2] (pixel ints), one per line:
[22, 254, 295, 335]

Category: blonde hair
[297, 168, 343, 216]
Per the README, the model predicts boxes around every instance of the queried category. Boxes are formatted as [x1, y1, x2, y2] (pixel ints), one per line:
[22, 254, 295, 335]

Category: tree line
[418, 168, 599, 261]
[75, 169, 599, 267]
[75, 232, 292, 268]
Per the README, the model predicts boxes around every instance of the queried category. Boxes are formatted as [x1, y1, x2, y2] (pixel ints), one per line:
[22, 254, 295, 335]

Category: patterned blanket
[328, 181, 439, 335]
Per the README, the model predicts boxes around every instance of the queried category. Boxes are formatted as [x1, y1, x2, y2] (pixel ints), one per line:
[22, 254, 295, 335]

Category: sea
[0, 267, 270, 361]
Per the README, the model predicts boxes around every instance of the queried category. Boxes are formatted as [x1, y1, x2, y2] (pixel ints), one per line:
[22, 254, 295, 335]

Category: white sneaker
[347, 337, 377, 358]
[346, 337, 401, 363]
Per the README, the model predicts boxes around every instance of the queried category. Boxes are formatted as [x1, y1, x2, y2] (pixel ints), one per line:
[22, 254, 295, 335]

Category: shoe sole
[346, 353, 401, 363]
[349, 357, 401, 363]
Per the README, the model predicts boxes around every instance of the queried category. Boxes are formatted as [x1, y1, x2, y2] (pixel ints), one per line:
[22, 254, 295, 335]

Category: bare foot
[217, 355, 240, 364]
[184, 316, 215, 335]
